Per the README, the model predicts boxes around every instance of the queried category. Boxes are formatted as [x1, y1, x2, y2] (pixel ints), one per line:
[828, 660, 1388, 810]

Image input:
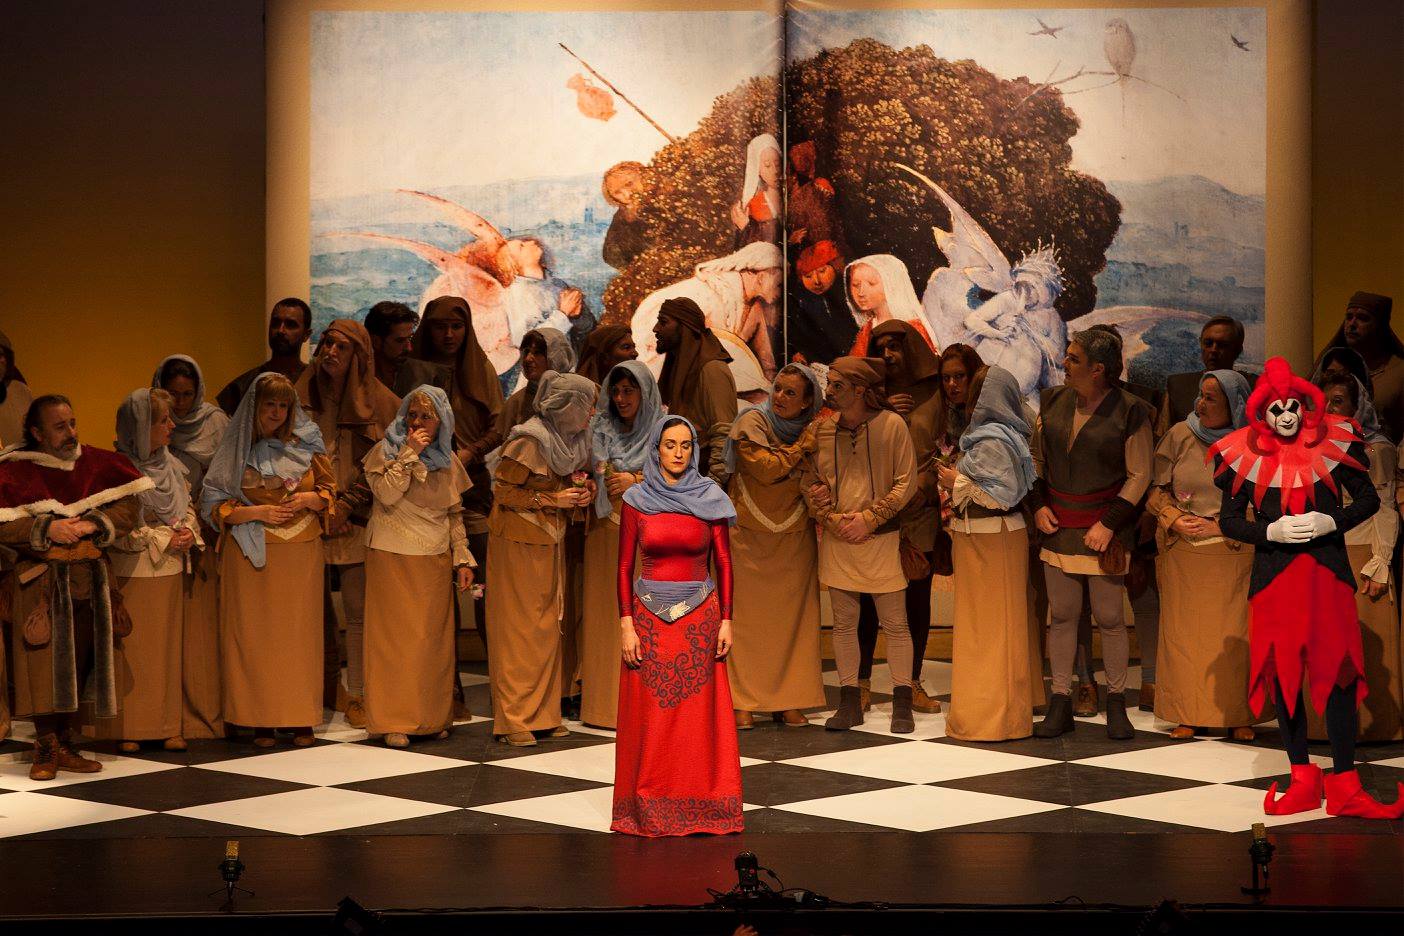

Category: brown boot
[345, 697, 367, 729]
[56, 735, 103, 773]
[1073, 681, 1099, 717]
[1138, 682, 1156, 713]
[28, 734, 59, 781]
[735, 709, 754, 730]
[858, 678, 872, 712]
[911, 683, 942, 714]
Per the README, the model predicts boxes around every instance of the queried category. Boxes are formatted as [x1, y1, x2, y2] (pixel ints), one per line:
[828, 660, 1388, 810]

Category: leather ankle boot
[825, 685, 865, 731]
[1033, 693, 1075, 738]
[1105, 693, 1134, 740]
[890, 686, 915, 734]
[56, 733, 102, 773]
[858, 678, 872, 712]
[28, 734, 59, 781]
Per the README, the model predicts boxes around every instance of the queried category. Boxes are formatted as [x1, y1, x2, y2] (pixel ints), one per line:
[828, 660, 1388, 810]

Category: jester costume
[1210, 357, 1404, 818]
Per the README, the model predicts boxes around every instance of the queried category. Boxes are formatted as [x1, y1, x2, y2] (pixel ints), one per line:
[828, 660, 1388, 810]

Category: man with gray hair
[1028, 329, 1154, 741]
[1160, 316, 1250, 435]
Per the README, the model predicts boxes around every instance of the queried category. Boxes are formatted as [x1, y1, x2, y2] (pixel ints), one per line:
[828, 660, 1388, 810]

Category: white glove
[1298, 511, 1337, 539]
[1266, 515, 1313, 544]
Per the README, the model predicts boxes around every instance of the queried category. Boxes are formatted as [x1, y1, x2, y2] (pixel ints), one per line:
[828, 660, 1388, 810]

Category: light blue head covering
[199, 372, 326, 568]
[382, 384, 456, 471]
[1186, 369, 1251, 445]
[590, 361, 663, 518]
[722, 362, 823, 475]
[957, 366, 1036, 510]
[623, 416, 736, 524]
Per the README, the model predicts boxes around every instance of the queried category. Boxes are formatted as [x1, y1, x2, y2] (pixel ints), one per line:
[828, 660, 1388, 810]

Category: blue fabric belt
[633, 577, 714, 622]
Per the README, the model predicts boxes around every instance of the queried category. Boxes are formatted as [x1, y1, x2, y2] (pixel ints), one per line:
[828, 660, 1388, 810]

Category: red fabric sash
[1047, 482, 1122, 529]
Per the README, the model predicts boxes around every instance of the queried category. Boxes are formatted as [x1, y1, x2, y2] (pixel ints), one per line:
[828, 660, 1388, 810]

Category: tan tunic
[579, 487, 636, 728]
[181, 545, 223, 738]
[211, 455, 335, 728]
[1147, 424, 1256, 728]
[485, 437, 578, 735]
[1369, 354, 1404, 444]
[362, 445, 473, 736]
[670, 359, 739, 481]
[726, 410, 825, 712]
[95, 503, 201, 740]
[805, 410, 915, 594]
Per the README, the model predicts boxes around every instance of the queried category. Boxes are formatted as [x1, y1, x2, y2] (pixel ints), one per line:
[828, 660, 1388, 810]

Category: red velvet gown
[612, 503, 743, 836]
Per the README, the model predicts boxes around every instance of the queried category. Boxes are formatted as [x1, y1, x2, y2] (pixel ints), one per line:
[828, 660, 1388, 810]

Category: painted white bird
[1104, 18, 1137, 80]
[1030, 17, 1065, 38]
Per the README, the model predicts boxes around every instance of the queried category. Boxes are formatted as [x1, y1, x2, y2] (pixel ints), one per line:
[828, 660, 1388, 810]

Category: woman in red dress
[613, 415, 743, 836]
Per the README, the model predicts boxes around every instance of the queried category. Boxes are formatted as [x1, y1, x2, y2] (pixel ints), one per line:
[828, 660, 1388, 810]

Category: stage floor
[3, 664, 1401, 841]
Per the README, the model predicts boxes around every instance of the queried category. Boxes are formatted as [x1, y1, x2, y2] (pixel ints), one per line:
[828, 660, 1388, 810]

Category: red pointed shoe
[1323, 769, 1404, 820]
[1263, 763, 1323, 815]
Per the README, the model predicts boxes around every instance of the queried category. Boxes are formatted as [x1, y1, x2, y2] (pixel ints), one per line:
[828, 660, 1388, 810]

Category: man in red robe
[0, 395, 149, 780]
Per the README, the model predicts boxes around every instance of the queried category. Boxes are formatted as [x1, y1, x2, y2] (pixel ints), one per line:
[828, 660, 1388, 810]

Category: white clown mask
[1265, 398, 1304, 438]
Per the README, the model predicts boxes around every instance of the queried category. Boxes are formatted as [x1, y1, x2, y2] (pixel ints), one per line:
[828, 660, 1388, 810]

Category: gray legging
[1045, 564, 1129, 697]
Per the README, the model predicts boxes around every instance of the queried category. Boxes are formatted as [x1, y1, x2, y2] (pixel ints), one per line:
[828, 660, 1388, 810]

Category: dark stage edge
[1, 831, 1401, 934]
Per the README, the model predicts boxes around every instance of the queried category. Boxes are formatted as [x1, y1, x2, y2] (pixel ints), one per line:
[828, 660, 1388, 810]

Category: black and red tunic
[1211, 416, 1377, 717]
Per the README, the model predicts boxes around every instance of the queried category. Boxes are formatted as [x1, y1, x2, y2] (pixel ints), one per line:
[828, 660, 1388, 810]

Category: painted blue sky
[311, 10, 780, 200]
[789, 6, 1267, 195]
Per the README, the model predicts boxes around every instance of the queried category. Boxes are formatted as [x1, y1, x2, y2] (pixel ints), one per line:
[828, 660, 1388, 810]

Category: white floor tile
[0, 750, 179, 792]
[1074, 740, 1329, 784]
[781, 740, 1058, 784]
[489, 743, 764, 784]
[1077, 783, 1332, 832]
[459, 672, 490, 687]
[0, 791, 151, 838]
[7, 720, 36, 743]
[1372, 755, 1404, 770]
[195, 744, 470, 786]
[168, 786, 457, 835]
[774, 784, 1065, 832]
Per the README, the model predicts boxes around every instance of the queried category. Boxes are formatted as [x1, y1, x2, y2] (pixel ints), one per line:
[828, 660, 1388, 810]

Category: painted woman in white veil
[844, 253, 937, 356]
[729, 133, 782, 247]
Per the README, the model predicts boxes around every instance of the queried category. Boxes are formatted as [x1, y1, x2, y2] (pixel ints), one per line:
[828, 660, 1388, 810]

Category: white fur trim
[0, 443, 83, 470]
[0, 474, 154, 523]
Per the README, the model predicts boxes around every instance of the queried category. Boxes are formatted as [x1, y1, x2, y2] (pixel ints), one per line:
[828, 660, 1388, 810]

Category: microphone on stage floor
[218, 840, 245, 901]
[1241, 822, 1275, 896]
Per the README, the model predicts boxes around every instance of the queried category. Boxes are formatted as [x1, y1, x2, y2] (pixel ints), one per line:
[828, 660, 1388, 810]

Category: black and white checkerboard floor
[2, 663, 1401, 840]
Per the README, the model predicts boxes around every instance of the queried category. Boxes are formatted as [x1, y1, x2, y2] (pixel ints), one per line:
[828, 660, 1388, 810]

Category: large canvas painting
[293, 2, 1291, 400]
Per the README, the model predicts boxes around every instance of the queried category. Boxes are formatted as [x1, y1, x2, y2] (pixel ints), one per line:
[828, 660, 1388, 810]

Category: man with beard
[364, 301, 451, 398]
[1, 396, 150, 779]
[216, 298, 313, 416]
[652, 297, 738, 483]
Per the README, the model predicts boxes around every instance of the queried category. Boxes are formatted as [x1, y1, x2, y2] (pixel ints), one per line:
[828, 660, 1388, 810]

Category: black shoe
[1033, 693, 1075, 738]
[561, 695, 582, 721]
[1105, 692, 1135, 740]
[825, 685, 865, 731]
[890, 685, 915, 734]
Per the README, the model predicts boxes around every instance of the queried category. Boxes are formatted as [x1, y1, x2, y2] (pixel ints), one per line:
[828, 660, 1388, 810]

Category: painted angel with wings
[323, 190, 528, 377]
[895, 164, 1067, 404]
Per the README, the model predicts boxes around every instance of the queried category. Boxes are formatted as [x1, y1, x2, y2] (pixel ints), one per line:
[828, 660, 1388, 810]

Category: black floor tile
[932, 763, 1210, 807]
[739, 762, 906, 806]
[34, 768, 310, 812]
[736, 722, 904, 761]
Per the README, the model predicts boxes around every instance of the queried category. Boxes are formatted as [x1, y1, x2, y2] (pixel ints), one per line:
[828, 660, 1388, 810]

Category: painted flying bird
[1030, 17, 1065, 38]
[1231, 34, 1250, 51]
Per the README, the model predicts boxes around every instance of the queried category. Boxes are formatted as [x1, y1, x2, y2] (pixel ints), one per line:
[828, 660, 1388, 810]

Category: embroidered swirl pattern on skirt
[633, 597, 717, 708]
[611, 793, 744, 836]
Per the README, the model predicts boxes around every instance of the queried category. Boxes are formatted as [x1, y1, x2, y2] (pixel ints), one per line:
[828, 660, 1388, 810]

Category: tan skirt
[219, 538, 325, 729]
[1308, 543, 1402, 741]
[486, 534, 563, 735]
[946, 526, 1038, 742]
[363, 548, 455, 736]
[1153, 537, 1257, 728]
[93, 574, 184, 740]
[580, 517, 623, 728]
[727, 524, 826, 713]
[181, 544, 223, 739]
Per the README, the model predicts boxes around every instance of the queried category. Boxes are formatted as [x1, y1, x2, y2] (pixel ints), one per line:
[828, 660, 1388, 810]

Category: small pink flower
[570, 470, 590, 488]
[282, 477, 299, 493]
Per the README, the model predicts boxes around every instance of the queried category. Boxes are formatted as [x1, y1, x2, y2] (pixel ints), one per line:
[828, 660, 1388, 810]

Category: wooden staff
[559, 43, 677, 144]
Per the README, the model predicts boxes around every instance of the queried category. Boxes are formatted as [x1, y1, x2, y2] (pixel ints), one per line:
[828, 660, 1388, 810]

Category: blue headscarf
[590, 361, 662, 518]
[381, 384, 456, 472]
[1186, 369, 1250, 445]
[957, 366, 1036, 510]
[623, 416, 736, 524]
[200, 372, 326, 569]
[722, 362, 823, 475]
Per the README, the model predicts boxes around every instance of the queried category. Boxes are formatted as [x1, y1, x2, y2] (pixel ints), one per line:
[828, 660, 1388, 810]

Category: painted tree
[603, 39, 1121, 324]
